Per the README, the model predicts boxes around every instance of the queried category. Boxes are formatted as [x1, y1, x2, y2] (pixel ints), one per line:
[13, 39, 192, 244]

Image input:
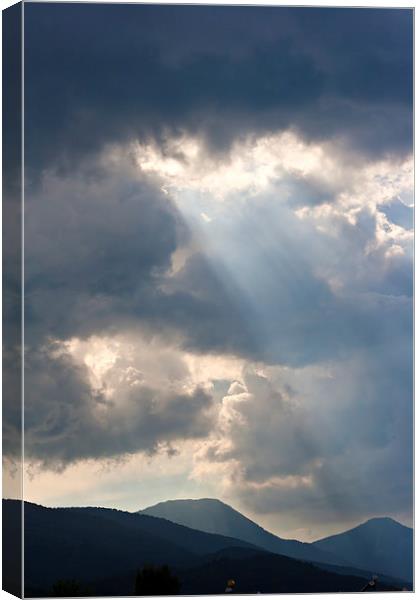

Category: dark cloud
[15, 157, 412, 497]
[22, 160, 256, 355]
[206, 343, 412, 524]
[24, 4, 412, 174]
[20, 342, 214, 469]
[23, 161, 412, 368]
[3, 1, 22, 348]
[7, 4, 411, 529]
[3, 2, 22, 195]
[3, 347, 22, 460]
[242, 446, 412, 525]
[3, 2, 23, 474]
[23, 161, 185, 343]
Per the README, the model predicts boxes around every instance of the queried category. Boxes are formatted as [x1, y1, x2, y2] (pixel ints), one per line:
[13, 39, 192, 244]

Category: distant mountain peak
[363, 516, 406, 526]
[140, 497, 354, 569]
[161, 498, 230, 506]
[140, 498, 246, 518]
[339, 516, 410, 536]
[145, 498, 230, 508]
[313, 514, 413, 584]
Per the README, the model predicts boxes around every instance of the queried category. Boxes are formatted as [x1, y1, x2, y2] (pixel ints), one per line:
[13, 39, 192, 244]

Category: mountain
[140, 498, 346, 567]
[179, 550, 400, 595]
[140, 499, 412, 586]
[5, 499, 410, 596]
[4, 499, 255, 594]
[313, 517, 413, 583]
[92, 548, 399, 596]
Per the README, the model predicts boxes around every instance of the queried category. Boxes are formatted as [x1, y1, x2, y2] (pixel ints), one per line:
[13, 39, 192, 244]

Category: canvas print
[3, 2, 414, 597]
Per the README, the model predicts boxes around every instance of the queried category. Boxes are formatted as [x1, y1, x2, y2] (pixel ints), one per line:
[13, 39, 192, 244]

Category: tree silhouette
[134, 565, 180, 596]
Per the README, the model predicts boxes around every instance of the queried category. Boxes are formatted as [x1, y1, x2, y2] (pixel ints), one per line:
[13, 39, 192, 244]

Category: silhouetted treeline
[135, 565, 180, 595]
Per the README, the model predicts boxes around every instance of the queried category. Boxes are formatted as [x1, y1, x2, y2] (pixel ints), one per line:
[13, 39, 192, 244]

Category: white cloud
[131, 131, 413, 217]
[16, 130, 412, 537]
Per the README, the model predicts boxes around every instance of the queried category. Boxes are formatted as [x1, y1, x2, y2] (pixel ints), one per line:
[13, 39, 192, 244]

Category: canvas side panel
[2, 2, 23, 598]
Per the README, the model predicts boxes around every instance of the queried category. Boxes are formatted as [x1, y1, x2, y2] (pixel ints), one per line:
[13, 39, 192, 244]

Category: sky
[3, 3, 413, 542]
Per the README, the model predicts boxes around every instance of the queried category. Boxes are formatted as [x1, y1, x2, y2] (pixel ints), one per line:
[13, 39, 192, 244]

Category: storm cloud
[20, 340, 215, 469]
[24, 4, 412, 176]
[5, 3, 412, 535]
[198, 344, 412, 524]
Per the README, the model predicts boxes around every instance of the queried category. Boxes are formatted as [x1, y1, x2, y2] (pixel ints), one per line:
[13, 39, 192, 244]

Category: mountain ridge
[140, 497, 412, 583]
[5, 497, 412, 594]
[140, 497, 343, 565]
[6, 499, 402, 597]
[313, 514, 413, 583]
